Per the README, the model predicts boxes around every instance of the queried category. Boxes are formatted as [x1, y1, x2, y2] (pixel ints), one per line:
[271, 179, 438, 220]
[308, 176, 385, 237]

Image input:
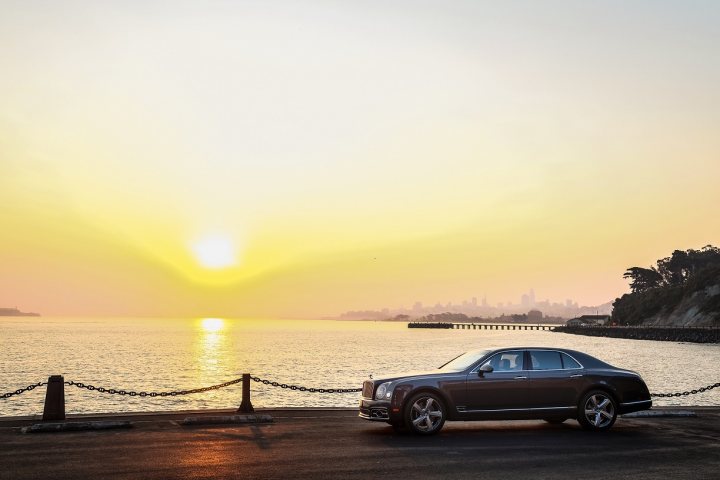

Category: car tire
[577, 390, 617, 431]
[543, 417, 568, 424]
[404, 392, 446, 435]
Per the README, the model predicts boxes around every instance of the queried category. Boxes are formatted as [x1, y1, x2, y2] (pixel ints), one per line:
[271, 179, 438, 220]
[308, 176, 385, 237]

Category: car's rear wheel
[404, 392, 446, 435]
[577, 390, 617, 431]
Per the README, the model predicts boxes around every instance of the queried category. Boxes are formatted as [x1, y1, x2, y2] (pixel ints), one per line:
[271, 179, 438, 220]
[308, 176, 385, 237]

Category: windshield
[438, 349, 491, 372]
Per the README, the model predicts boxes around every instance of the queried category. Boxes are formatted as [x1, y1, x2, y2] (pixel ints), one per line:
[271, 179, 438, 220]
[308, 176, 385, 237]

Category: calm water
[1, 317, 718, 416]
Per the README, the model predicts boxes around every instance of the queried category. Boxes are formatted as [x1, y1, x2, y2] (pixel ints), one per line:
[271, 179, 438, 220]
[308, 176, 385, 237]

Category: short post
[237, 373, 254, 413]
[43, 375, 65, 421]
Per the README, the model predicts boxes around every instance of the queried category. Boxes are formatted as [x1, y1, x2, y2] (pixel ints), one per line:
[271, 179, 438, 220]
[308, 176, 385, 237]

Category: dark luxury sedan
[359, 347, 652, 434]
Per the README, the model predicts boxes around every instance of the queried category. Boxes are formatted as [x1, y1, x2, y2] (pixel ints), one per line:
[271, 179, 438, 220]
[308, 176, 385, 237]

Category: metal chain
[5, 378, 717, 400]
[650, 382, 720, 398]
[250, 376, 361, 393]
[64, 376, 244, 397]
[0, 382, 47, 400]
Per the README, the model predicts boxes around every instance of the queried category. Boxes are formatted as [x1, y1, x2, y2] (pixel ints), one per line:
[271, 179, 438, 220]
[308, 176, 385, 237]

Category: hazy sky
[1, 1, 719, 317]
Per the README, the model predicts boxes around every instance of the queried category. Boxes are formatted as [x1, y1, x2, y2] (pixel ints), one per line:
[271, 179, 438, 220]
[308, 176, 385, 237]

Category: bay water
[1, 317, 718, 416]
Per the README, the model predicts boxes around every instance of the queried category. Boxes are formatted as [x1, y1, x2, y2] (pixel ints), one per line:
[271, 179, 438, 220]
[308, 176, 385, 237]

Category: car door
[463, 350, 529, 417]
[525, 350, 583, 412]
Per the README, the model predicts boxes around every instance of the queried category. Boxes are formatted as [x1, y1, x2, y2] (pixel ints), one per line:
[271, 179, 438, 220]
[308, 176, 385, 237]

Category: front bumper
[359, 399, 393, 421]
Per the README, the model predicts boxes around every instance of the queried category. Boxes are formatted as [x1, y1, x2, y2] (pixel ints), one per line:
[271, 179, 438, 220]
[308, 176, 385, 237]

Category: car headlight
[375, 381, 393, 400]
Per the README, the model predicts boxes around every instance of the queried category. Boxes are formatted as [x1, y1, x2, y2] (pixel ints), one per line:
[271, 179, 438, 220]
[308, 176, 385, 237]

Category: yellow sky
[1, 1, 719, 317]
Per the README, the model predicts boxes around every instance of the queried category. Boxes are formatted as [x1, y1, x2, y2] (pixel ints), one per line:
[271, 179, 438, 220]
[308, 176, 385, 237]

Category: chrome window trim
[470, 349, 585, 373]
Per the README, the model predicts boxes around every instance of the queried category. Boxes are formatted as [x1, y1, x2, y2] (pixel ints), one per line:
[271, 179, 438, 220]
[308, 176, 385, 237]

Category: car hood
[372, 369, 455, 383]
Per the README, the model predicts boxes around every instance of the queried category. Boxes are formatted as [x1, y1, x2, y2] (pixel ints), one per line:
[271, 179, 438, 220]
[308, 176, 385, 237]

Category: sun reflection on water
[193, 318, 234, 392]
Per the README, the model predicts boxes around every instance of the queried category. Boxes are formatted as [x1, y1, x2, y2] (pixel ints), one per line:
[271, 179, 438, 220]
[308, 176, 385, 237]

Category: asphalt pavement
[1, 408, 718, 480]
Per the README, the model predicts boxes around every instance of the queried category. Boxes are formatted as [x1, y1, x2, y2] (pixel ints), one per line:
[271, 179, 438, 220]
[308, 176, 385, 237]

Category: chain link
[0, 382, 47, 400]
[650, 382, 720, 398]
[5, 378, 718, 401]
[250, 376, 362, 393]
[64, 377, 244, 397]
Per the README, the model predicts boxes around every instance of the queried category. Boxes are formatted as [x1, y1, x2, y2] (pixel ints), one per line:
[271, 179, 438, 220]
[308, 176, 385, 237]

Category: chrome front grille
[362, 380, 374, 399]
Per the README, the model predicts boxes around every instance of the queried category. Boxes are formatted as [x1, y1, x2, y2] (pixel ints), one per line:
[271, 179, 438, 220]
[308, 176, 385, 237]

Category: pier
[408, 322, 556, 331]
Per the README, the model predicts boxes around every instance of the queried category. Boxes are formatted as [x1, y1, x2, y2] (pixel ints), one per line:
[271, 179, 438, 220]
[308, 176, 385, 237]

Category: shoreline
[554, 325, 719, 343]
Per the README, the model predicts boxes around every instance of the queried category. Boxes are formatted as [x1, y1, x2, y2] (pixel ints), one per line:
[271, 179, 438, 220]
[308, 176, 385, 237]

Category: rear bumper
[619, 399, 652, 415]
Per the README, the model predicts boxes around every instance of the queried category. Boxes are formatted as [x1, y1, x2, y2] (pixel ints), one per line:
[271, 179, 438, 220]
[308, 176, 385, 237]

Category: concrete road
[1, 408, 719, 480]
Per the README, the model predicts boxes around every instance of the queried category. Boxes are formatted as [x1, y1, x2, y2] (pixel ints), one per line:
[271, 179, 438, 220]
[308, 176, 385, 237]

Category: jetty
[409, 322, 556, 331]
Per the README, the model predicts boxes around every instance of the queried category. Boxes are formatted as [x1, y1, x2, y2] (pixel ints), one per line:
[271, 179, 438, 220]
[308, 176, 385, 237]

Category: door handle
[570, 374, 583, 378]
[514, 376, 527, 380]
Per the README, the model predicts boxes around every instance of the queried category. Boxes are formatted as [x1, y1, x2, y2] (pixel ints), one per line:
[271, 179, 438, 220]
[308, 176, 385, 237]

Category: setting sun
[200, 318, 225, 332]
[190, 235, 237, 269]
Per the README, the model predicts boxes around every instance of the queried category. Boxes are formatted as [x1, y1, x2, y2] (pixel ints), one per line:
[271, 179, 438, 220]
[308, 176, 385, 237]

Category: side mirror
[478, 364, 493, 377]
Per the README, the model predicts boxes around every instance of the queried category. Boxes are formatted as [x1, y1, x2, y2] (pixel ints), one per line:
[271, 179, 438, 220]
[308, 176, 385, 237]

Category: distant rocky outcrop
[613, 246, 720, 327]
[0, 307, 40, 317]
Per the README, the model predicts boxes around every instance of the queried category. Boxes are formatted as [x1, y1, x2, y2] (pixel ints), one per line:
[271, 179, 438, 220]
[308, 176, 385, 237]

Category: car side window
[529, 350, 562, 370]
[483, 351, 524, 372]
[561, 353, 582, 369]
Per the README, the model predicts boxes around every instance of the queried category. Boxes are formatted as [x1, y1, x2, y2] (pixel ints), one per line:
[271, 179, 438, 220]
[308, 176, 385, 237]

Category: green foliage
[656, 245, 720, 287]
[613, 246, 720, 326]
[623, 267, 663, 293]
[612, 286, 684, 326]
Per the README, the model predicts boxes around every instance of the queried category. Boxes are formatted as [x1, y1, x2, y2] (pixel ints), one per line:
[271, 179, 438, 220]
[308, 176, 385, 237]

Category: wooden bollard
[237, 374, 254, 413]
[43, 375, 65, 421]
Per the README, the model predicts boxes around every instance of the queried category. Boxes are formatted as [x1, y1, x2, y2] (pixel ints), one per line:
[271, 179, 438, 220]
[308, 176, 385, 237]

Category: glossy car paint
[359, 347, 652, 425]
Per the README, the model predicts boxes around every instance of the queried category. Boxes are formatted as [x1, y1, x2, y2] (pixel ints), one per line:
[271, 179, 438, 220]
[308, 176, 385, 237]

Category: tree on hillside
[624, 245, 720, 291]
[656, 246, 720, 286]
[623, 267, 663, 293]
[657, 250, 692, 286]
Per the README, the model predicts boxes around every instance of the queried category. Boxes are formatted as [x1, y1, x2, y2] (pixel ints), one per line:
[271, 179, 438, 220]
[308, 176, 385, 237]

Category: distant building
[527, 310, 543, 322]
[521, 294, 530, 307]
[566, 315, 611, 327]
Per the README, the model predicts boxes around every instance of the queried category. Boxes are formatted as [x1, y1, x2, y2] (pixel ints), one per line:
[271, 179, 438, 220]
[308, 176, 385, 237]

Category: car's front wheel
[577, 390, 617, 431]
[404, 392, 446, 435]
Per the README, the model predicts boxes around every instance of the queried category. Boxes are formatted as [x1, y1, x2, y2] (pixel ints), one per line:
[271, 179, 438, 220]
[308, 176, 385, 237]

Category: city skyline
[338, 288, 609, 321]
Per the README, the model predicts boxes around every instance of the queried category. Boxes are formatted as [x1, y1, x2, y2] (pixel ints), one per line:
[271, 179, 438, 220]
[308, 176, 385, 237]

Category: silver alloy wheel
[409, 396, 444, 433]
[583, 393, 615, 429]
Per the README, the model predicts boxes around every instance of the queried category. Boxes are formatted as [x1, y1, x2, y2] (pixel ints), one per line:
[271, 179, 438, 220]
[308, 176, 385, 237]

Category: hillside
[612, 247, 720, 327]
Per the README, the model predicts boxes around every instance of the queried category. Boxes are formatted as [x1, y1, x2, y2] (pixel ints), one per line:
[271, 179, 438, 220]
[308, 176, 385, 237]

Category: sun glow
[191, 235, 237, 269]
[200, 318, 225, 332]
